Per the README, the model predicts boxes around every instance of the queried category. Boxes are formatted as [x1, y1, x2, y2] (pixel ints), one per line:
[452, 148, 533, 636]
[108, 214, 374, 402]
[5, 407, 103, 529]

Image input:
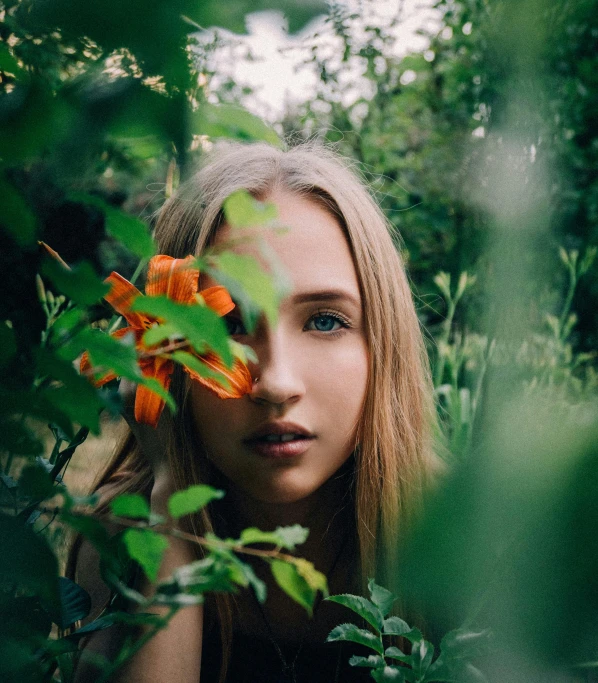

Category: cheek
[307, 339, 369, 437]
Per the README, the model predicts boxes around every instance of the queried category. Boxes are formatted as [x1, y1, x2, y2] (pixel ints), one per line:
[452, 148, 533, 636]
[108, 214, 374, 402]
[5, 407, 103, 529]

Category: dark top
[200, 628, 373, 683]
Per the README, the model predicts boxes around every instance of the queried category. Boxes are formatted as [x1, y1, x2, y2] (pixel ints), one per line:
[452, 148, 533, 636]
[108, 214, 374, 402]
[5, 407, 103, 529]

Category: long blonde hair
[69, 140, 438, 677]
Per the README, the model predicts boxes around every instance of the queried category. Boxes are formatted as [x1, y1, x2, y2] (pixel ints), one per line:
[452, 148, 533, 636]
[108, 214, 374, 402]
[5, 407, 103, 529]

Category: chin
[249, 482, 320, 506]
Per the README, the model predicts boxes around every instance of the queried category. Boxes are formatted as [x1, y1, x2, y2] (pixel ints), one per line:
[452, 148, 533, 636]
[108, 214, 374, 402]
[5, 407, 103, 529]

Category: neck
[214, 460, 355, 545]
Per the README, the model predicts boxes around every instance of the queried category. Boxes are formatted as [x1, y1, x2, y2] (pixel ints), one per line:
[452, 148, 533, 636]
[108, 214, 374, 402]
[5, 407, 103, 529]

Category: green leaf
[223, 190, 278, 228]
[195, 103, 281, 146]
[0, 513, 59, 609]
[168, 484, 225, 519]
[42, 259, 110, 306]
[293, 558, 328, 597]
[208, 251, 282, 329]
[271, 559, 317, 615]
[411, 638, 434, 679]
[0, 418, 44, 456]
[51, 577, 92, 629]
[438, 628, 492, 660]
[0, 43, 22, 76]
[349, 654, 385, 668]
[239, 525, 309, 551]
[225, 553, 267, 603]
[35, 347, 103, 433]
[383, 616, 411, 636]
[170, 350, 232, 392]
[79, 328, 144, 382]
[385, 646, 411, 664]
[239, 527, 284, 546]
[274, 524, 309, 550]
[368, 579, 396, 617]
[122, 528, 169, 582]
[131, 295, 233, 367]
[326, 622, 384, 654]
[111, 493, 151, 520]
[0, 174, 38, 246]
[18, 463, 58, 500]
[326, 594, 383, 631]
[68, 193, 155, 259]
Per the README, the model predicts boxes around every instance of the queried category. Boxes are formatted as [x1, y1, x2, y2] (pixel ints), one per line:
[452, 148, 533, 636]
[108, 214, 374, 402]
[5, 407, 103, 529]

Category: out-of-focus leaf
[293, 557, 328, 597]
[122, 528, 169, 582]
[18, 462, 57, 500]
[0, 80, 60, 161]
[0, 417, 44, 456]
[0, 389, 74, 439]
[0, 596, 53, 640]
[170, 350, 232, 392]
[0, 43, 22, 77]
[167, 484, 224, 519]
[326, 594, 383, 630]
[223, 190, 278, 228]
[68, 192, 155, 259]
[111, 493, 152, 520]
[326, 622, 384, 654]
[131, 295, 233, 366]
[0, 174, 38, 246]
[41, 258, 110, 306]
[273, 524, 309, 550]
[195, 103, 281, 146]
[400, 399, 598, 665]
[0, 512, 59, 609]
[35, 347, 103, 433]
[78, 328, 143, 381]
[208, 252, 282, 329]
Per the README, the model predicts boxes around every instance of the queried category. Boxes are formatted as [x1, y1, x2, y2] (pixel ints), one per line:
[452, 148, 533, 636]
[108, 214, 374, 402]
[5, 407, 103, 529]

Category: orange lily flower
[80, 254, 252, 427]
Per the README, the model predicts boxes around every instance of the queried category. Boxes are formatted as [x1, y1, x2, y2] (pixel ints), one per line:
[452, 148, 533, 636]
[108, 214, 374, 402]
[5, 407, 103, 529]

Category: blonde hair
[69, 141, 438, 679]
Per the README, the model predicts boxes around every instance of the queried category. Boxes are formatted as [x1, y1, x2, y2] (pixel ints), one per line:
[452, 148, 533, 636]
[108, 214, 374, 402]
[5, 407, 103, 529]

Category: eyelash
[224, 309, 352, 338]
[304, 309, 352, 338]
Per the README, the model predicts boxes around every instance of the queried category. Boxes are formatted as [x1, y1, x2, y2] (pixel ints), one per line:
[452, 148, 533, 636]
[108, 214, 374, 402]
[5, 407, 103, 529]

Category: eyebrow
[291, 289, 361, 308]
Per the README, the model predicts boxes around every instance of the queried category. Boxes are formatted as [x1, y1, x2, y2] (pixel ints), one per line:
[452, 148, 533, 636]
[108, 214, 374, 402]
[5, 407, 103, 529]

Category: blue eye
[306, 312, 349, 334]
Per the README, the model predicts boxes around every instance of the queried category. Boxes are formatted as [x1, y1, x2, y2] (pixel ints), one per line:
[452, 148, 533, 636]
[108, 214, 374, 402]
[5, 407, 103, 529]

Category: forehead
[209, 190, 362, 304]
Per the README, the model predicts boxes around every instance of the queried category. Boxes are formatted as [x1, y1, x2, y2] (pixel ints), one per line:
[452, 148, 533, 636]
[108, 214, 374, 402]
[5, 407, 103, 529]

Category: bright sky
[204, 0, 440, 122]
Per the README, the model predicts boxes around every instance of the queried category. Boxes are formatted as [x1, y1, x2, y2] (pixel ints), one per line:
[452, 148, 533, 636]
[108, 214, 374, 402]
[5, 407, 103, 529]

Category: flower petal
[134, 356, 174, 428]
[105, 272, 149, 329]
[199, 286, 235, 316]
[146, 255, 199, 304]
[184, 352, 252, 399]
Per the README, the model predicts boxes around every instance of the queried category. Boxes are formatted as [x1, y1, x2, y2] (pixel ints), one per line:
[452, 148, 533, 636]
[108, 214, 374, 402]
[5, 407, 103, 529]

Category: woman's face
[190, 190, 369, 505]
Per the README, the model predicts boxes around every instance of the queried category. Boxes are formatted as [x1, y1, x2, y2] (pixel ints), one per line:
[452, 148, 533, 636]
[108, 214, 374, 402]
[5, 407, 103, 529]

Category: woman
[70, 141, 439, 682]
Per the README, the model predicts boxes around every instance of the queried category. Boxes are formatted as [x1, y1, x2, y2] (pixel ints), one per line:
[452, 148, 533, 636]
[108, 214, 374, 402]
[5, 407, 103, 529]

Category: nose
[248, 323, 305, 407]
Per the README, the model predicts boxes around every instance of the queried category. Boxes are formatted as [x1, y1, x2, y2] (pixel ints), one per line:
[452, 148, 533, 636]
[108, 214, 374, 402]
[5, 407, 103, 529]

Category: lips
[244, 421, 315, 442]
[243, 421, 315, 459]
